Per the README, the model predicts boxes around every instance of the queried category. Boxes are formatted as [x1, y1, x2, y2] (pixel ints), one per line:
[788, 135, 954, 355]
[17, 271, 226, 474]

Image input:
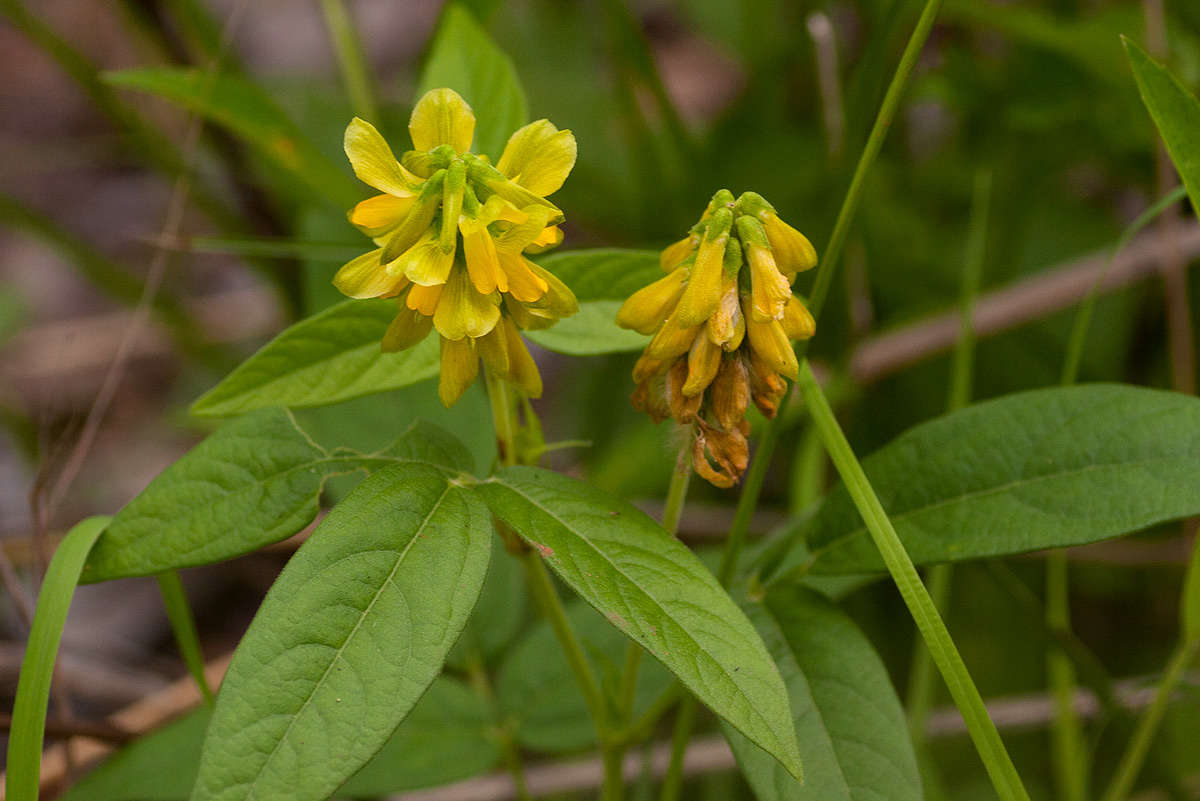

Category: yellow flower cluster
[616, 190, 817, 487]
[336, 88, 578, 406]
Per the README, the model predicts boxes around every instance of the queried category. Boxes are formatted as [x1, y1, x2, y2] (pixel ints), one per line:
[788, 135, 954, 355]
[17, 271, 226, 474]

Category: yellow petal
[674, 231, 728, 327]
[706, 280, 741, 348]
[333, 248, 408, 299]
[646, 308, 701, 361]
[438, 335, 478, 407]
[745, 315, 799, 381]
[344, 117, 420, 196]
[616, 268, 687, 335]
[682, 334, 721, 397]
[503, 318, 543, 398]
[477, 320, 511, 377]
[397, 235, 455, 286]
[433, 266, 501, 340]
[761, 213, 818, 277]
[780, 294, 816, 340]
[382, 305, 433, 352]
[660, 235, 697, 273]
[499, 252, 549, 302]
[524, 225, 563, 254]
[348, 194, 417, 236]
[496, 120, 578, 196]
[525, 262, 578, 319]
[461, 223, 508, 294]
[406, 282, 442, 316]
[747, 244, 792, 321]
[409, 88, 475, 153]
[493, 206, 554, 255]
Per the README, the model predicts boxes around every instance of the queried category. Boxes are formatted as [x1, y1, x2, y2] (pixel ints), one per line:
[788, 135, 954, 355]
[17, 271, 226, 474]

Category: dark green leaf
[191, 463, 492, 801]
[191, 300, 438, 417]
[446, 534, 526, 670]
[61, 678, 499, 801]
[774, 385, 1200, 576]
[417, 3, 528, 160]
[103, 68, 356, 206]
[724, 585, 921, 801]
[83, 411, 468, 581]
[1125, 39, 1200, 214]
[536, 248, 660, 302]
[478, 467, 803, 779]
[7, 517, 111, 801]
[496, 600, 672, 752]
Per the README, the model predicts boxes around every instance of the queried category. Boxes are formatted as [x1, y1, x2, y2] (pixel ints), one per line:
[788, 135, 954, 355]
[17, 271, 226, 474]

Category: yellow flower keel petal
[438, 335, 479, 407]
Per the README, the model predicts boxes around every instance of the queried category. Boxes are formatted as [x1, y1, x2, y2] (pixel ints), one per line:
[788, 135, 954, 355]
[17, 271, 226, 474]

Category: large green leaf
[190, 300, 439, 416]
[772, 385, 1200, 577]
[526, 300, 648, 355]
[191, 463, 492, 801]
[724, 586, 921, 801]
[478, 467, 803, 780]
[103, 69, 356, 206]
[83, 411, 469, 581]
[496, 599, 672, 753]
[61, 679, 498, 801]
[7, 517, 111, 801]
[445, 533, 525, 670]
[1125, 39, 1200, 214]
[417, 2, 527, 160]
[536, 248, 660, 302]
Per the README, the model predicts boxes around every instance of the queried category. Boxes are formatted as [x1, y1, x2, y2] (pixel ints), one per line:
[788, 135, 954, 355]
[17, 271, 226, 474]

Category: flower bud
[616, 268, 688, 335]
[780, 294, 816, 340]
[660, 236, 697, 272]
[682, 333, 721, 397]
[674, 208, 732, 327]
[744, 311, 799, 380]
[646, 309, 702, 361]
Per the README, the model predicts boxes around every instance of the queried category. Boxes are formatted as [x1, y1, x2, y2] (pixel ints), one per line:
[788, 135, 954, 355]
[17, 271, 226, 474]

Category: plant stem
[1046, 552, 1086, 801]
[806, 0, 944, 322]
[658, 687, 697, 801]
[797, 360, 1031, 801]
[728, 0, 945, 592]
[906, 562, 951, 740]
[319, 0, 379, 122]
[156, 571, 213, 704]
[486, 370, 519, 469]
[1098, 637, 1200, 801]
[465, 651, 532, 801]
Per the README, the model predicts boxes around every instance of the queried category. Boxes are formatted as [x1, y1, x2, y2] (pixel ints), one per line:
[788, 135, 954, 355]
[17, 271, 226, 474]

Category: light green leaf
[191, 299, 438, 417]
[536, 248, 660, 302]
[496, 599, 672, 752]
[103, 68, 356, 206]
[7, 516, 111, 801]
[191, 463, 492, 801]
[478, 467, 803, 780]
[724, 585, 921, 801]
[772, 385, 1200, 577]
[526, 300, 648, 355]
[417, 3, 527, 160]
[83, 411, 469, 581]
[61, 678, 499, 801]
[1124, 39, 1200, 214]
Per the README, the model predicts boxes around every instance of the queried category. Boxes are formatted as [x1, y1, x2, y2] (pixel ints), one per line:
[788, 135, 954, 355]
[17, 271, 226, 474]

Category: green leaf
[191, 299, 438, 417]
[7, 516, 111, 801]
[103, 68, 356, 206]
[417, 2, 528, 160]
[478, 467, 803, 779]
[724, 585, 921, 801]
[526, 300, 648, 355]
[61, 678, 499, 801]
[774, 385, 1200, 577]
[191, 463, 492, 801]
[536, 248, 660, 302]
[496, 599, 672, 752]
[1124, 39, 1200, 214]
[83, 411, 468, 581]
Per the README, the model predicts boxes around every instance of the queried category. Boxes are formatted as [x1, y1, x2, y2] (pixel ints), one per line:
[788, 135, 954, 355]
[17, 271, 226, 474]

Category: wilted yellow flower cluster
[336, 88, 578, 406]
[617, 190, 817, 487]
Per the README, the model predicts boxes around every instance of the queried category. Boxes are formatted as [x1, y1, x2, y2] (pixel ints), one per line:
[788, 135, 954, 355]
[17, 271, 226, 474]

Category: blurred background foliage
[1, 0, 1199, 799]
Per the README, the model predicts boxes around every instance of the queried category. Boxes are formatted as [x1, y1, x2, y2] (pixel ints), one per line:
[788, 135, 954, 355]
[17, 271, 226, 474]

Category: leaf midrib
[236, 480, 454, 801]
[490, 477, 789, 762]
[810, 453, 1199, 563]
